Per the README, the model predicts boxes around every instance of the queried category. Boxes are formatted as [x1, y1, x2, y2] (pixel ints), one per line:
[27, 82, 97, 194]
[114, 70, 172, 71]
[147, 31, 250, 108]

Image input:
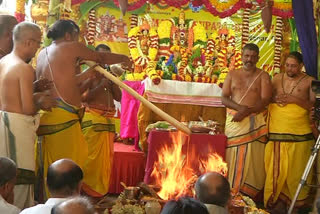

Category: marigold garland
[128, 25, 160, 82]
[202, 0, 246, 18]
[209, 0, 240, 12]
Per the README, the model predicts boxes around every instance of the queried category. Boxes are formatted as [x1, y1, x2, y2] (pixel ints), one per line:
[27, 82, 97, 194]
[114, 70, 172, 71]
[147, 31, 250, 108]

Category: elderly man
[195, 172, 230, 214]
[264, 52, 315, 212]
[35, 19, 130, 198]
[51, 197, 96, 214]
[20, 159, 83, 214]
[0, 22, 56, 209]
[0, 15, 17, 59]
[0, 157, 20, 214]
[222, 43, 272, 198]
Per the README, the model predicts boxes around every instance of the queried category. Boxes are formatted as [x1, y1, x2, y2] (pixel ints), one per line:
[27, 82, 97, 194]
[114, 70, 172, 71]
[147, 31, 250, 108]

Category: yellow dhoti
[264, 104, 314, 208]
[81, 107, 115, 197]
[225, 109, 268, 198]
[36, 99, 88, 198]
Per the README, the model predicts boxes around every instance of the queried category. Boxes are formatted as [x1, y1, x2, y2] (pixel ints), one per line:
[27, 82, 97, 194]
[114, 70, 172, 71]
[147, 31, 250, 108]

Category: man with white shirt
[0, 157, 20, 214]
[195, 172, 230, 214]
[20, 159, 83, 214]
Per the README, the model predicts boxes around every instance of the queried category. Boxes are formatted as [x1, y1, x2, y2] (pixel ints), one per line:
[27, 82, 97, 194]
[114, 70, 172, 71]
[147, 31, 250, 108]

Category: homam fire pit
[103, 132, 269, 214]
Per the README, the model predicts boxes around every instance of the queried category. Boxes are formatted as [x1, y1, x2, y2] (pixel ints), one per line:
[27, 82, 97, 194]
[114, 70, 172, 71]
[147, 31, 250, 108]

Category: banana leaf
[289, 18, 299, 52]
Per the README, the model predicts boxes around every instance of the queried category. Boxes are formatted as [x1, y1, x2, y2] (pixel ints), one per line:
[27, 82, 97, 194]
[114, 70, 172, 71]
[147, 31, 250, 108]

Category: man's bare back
[36, 41, 129, 108]
[0, 54, 35, 115]
[37, 41, 85, 107]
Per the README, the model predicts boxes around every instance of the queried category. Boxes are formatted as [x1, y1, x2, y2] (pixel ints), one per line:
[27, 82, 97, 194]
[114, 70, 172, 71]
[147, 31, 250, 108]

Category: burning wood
[151, 132, 228, 200]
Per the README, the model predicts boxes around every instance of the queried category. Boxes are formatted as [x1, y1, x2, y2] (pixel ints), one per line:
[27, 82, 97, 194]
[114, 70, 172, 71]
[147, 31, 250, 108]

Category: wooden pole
[83, 60, 192, 135]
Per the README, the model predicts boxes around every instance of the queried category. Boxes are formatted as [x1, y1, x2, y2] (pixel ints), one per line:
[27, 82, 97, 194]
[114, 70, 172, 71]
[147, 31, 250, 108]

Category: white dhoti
[0, 111, 39, 209]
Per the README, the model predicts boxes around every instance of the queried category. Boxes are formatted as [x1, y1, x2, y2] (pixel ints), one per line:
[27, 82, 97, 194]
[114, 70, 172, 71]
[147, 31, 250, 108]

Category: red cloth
[109, 143, 146, 193]
[144, 130, 227, 184]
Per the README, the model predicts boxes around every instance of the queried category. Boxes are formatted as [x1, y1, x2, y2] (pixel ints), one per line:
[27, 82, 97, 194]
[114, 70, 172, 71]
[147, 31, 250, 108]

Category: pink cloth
[120, 81, 145, 150]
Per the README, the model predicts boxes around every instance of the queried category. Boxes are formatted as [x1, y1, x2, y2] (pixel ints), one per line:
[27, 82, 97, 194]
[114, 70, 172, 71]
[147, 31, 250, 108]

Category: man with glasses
[0, 22, 56, 209]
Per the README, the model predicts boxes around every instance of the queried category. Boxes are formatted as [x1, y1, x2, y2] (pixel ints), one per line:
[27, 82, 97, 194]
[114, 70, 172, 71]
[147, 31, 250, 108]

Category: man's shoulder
[0, 199, 20, 214]
[304, 73, 315, 82]
[56, 41, 84, 51]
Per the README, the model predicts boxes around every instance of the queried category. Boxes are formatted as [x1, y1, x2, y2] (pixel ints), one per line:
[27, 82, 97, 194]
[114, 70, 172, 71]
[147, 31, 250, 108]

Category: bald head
[52, 197, 96, 214]
[47, 159, 83, 196]
[195, 172, 230, 207]
[0, 157, 16, 187]
[13, 21, 41, 43]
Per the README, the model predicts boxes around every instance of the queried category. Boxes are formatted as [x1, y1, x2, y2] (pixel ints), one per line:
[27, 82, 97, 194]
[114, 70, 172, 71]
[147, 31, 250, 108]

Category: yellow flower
[149, 48, 158, 61]
[158, 20, 172, 39]
[126, 72, 146, 81]
[130, 48, 140, 60]
[128, 26, 140, 38]
[193, 23, 207, 42]
[149, 28, 157, 37]
[274, 1, 292, 10]
[209, 0, 240, 12]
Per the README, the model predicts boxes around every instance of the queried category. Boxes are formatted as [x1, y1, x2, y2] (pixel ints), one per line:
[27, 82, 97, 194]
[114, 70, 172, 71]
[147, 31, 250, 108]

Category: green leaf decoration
[159, 38, 171, 44]
[289, 18, 299, 52]
[194, 40, 207, 47]
[78, 1, 103, 24]
[190, 47, 201, 62]
[171, 17, 179, 25]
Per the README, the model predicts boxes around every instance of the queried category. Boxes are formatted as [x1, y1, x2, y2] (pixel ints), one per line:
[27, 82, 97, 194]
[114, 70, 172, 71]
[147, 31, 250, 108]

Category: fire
[151, 132, 228, 200]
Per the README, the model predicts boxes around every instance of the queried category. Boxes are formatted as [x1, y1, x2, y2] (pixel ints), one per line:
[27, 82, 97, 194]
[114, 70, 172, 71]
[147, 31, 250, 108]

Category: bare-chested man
[0, 22, 56, 209]
[221, 43, 272, 199]
[80, 44, 123, 197]
[35, 20, 131, 198]
[264, 52, 315, 212]
[0, 15, 18, 59]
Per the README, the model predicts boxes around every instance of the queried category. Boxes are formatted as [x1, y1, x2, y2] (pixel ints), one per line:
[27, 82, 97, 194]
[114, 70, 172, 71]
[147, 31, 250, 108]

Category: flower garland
[209, 0, 241, 12]
[15, 0, 25, 22]
[158, 20, 173, 59]
[202, 0, 246, 18]
[273, 17, 283, 74]
[164, 0, 189, 8]
[128, 25, 160, 82]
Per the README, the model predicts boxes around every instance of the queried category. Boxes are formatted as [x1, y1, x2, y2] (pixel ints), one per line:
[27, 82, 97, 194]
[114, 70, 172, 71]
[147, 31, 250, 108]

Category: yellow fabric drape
[264, 104, 314, 207]
[81, 108, 115, 196]
[37, 100, 88, 198]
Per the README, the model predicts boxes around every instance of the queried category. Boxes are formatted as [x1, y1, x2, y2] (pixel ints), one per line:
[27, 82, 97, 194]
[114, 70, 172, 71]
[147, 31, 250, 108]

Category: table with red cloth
[144, 130, 227, 184]
[109, 143, 146, 193]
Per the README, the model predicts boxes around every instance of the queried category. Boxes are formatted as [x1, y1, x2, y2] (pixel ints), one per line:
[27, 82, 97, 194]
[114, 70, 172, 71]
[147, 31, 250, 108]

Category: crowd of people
[0, 13, 319, 214]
